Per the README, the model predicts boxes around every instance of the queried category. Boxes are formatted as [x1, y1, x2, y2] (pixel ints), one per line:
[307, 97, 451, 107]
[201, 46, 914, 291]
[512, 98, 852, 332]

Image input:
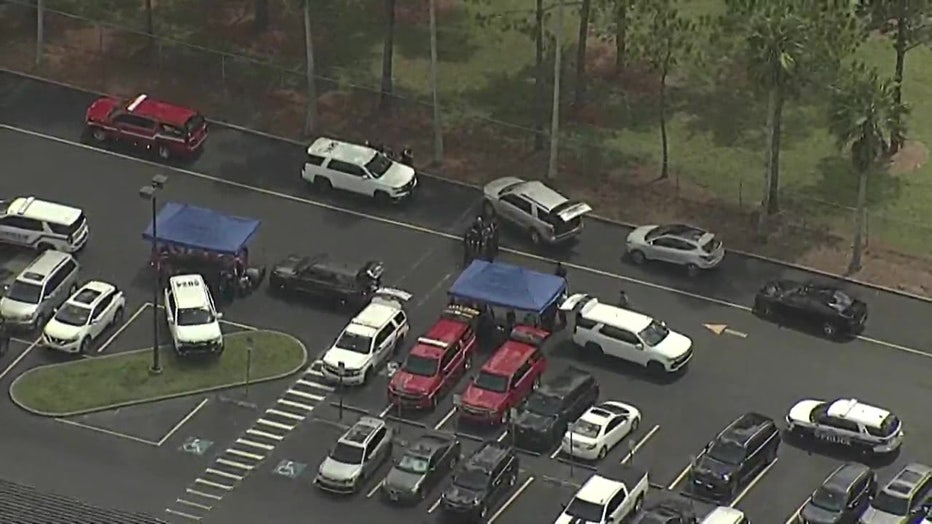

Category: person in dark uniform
[554, 262, 567, 280]
[0, 316, 10, 357]
[399, 147, 414, 167]
[463, 221, 482, 266]
[482, 216, 499, 260]
[617, 289, 629, 308]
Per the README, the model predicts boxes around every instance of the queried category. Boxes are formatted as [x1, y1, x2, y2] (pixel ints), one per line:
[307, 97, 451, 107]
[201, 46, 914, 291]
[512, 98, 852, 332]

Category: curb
[9, 330, 309, 417]
[2, 67, 929, 303]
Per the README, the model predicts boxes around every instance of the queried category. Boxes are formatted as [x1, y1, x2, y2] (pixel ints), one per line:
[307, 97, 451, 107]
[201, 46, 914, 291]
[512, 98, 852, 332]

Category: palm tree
[573, 0, 593, 106]
[379, 0, 397, 111]
[302, 0, 318, 135]
[826, 63, 907, 272]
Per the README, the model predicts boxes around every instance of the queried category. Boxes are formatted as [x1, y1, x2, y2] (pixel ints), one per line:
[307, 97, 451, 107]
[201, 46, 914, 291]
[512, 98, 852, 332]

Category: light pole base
[148, 365, 163, 375]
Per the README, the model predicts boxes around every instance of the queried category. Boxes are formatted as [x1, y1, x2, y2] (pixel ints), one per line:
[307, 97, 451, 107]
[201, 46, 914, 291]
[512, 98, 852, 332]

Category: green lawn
[10, 330, 307, 416]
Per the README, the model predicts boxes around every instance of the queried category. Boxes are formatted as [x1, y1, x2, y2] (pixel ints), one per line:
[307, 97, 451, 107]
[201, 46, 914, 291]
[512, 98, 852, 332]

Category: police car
[0, 196, 88, 253]
[786, 397, 904, 454]
[301, 138, 417, 203]
[164, 274, 224, 356]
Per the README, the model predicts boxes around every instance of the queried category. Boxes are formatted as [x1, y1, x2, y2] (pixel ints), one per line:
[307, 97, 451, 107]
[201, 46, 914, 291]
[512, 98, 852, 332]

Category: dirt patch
[889, 140, 928, 175]
[396, 0, 459, 25]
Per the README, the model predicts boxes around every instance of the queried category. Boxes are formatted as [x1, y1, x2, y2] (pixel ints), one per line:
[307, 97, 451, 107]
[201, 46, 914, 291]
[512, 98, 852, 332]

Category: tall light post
[140, 174, 168, 375]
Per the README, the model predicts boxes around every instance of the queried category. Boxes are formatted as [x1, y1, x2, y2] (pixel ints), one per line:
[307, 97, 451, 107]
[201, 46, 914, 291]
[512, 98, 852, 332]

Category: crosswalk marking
[257, 416, 296, 430]
[305, 367, 324, 377]
[266, 408, 304, 421]
[165, 508, 202, 520]
[278, 398, 315, 411]
[176, 498, 212, 511]
[246, 428, 284, 441]
[216, 458, 254, 470]
[297, 379, 332, 391]
[235, 438, 274, 451]
[287, 388, 325, 401]
[227, 448, 264, 461]
[206, 468, 243, 481]
[186, 488, 223, 501]
[194, 478, 233, 491]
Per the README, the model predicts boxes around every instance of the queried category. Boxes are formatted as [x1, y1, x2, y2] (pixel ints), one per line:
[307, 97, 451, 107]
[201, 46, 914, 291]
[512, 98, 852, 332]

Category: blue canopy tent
[142, 202, 261, 255]
[448, 260, 566, 314]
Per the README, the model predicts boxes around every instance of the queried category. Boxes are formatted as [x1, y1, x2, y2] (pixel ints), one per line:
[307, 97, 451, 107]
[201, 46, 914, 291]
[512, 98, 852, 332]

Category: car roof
[702, 507, 745, 521]
[827, 399, 889, 428]
[720, 412, 774, 444]
[409, 317, 469, 359]
[507, 181, 568, 211]
[481, 339, 537, 374]
[536, 367, 592, 398]
[169, 274, 211, 309]
[580, 300, 653, 332]
[575, 475, 624, 505]
[307, 137, 378, 166]
[582, 402, 631, 425]
[407, 433, 454, 457]
[351, 302, 398, 331]
[5, 196, 82, 225]
[69, 281, 116, 308]
[125, 94, 197, 126]
[824, 463, 871, 492]
[465, 442, 510, 471]
[884, 463, 932, 494]
[340, 416, 385, 445]
[300, 254, 363, 278]
[21, 250, 71, 281]
[652, 224, 707, 241]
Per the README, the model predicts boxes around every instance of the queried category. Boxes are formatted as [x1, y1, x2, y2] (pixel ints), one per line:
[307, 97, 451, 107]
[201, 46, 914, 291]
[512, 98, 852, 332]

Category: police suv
[0, 196, 88, 253]
[786, 397, 904, 454]
[164, 274, 224, 356]
[301, 138, 417, 203]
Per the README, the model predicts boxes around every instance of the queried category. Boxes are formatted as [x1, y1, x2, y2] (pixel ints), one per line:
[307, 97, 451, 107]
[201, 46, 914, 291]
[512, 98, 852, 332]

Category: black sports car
[269, 254, 383, 308]
[753, 280, 867, 338]
[381, 433, 461, 504]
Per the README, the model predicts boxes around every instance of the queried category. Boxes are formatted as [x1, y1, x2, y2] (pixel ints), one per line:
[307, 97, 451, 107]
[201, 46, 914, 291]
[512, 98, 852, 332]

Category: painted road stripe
[165, 508, 201, 520]
[206, 468, 243, 481]
[305, 368, 324, 377]
[278, 398, 315, 411]
[257, 416, 297, 430]
[287, 388, 325, 401]
[227, 448, 264, 461]
[266, 409, 304, 421]
[236, 438, 274, 451]
[176, 498, 212, 511]
[297, 379, 331, 392]
[186, 488, 222, 501]
[246, 428, 285, 441]
[194, 478, 233, 491]
[216, 458, 254, 471]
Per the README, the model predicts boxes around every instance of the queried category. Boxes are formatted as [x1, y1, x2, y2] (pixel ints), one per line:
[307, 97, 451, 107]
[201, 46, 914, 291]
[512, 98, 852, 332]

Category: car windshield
[54, 304, 91, 326]
[707, 441, 744, 465]
[396, 454, 430, 474]
[6, 281, 41, 304]
[329, 442, 364, 464]
[570, 420, 602, 439]
[184, 114, 205, 134]
[365, 153, 393, 177]
[826, 291, 853, 312]
[474, 371, 509, 393]
[701, 237, 721, 253]
[453, 470, 489, 491]
[871, 492, 909, 515]
[638, 320, 670, 346]
[564, 497, 605, 522]
[177, 307, 215, 326]
[335, 332, 372, 354]
[810, 486, 846, 512]
[403, 354, 439, 377]
[524, 393, 561, 416]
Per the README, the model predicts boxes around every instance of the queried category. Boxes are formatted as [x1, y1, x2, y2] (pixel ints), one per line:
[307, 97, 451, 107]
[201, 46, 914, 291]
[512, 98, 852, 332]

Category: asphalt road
[1, 71, 931, 523]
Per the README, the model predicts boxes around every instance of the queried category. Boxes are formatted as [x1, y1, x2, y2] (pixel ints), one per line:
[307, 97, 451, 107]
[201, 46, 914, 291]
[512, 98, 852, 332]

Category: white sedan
[561, 401, 641, 460]
[42, 281, 125, 354]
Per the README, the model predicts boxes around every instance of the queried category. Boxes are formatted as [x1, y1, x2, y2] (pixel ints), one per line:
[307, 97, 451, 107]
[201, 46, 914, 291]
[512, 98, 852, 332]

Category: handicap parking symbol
[274, 459, 306, 479]
[179, 437, 213, 456]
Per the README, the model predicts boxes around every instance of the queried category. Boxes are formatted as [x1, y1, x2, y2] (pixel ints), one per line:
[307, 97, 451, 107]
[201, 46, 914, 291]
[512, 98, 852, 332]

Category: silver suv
[0, 250, 80, 330]
[626, 223, 724, 276]
[315, 416, 394, 493]
[859, 463, 932, 523]
[482, 177, 592, 245]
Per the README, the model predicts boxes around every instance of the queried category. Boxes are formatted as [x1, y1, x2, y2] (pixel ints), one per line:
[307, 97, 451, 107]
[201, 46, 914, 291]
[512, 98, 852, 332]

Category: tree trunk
[573, 0, 591, 107]
[890, 3, 907, 153]
[757, 82, 784, 237]
[35, 0, 44, 67]
[253, 0, 269, 33]
[533, 0, 545, 151]
[303, 0, 317, 135]
[614, 0, 627, 72]
[848, 167, 869, 273]
[145, 0, 153, 35]
[428, 0, 444, 164]
[379, 0, 397, 111]
[548, 0, 565, 180]
[658, 65, 669, 180]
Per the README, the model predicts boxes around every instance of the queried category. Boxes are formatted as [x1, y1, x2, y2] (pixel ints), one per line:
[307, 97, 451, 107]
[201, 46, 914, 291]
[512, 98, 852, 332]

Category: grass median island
[10, 330, 307, 417]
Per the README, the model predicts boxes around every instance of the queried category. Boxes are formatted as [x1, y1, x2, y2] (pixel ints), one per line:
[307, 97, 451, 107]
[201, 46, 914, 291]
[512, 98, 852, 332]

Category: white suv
[560, 294, 692, 375]
[164, 274, 224, 356]
[0, 196, 89, 252]
[301, 138, 417, 203]
[321, 289, 411, 385]
[42, 280, 126, 353]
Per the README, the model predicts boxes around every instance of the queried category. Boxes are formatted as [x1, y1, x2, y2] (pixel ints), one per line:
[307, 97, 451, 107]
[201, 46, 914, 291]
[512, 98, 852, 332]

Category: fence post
[738, 179, 743, 208]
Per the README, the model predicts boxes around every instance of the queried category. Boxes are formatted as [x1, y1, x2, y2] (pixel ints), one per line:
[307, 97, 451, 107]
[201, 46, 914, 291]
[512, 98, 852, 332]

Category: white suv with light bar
[301, 138, 418, 203]
[0, 196, 89, 253]
[786, 397, 904, 454]
[42, 281, 125, 353]
[164, 274, 224, 356]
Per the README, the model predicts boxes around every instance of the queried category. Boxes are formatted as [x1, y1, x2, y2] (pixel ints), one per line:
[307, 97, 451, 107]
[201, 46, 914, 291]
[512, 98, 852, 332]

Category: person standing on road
[617, 289, 629, 308]
[0, 316, 10, 357]
[554, 261, 567, 282]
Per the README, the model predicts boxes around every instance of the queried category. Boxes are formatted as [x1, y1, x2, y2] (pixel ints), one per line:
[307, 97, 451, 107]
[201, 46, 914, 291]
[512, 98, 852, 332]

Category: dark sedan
[381, 433, 461, 504]
[753, 279, 867, 338]
[799, 463, 876, 524]
[269, 253, 383, 308]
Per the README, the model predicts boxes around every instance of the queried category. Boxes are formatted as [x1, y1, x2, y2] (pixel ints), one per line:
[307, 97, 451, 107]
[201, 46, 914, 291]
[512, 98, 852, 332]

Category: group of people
[153, 245, 264, 301]
[364, 140, 414, 168]
[462, 214, 500, 265]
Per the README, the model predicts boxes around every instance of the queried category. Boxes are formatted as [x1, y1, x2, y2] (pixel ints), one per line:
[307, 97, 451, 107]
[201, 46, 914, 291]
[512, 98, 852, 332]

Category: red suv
[84, 93, 208, 160]
[388, 305, 479, 410]
[457, 326, 549, 426]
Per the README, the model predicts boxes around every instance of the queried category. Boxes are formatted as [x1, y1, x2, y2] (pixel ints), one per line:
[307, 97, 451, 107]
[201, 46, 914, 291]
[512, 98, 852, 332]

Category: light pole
[140, 174, 168, 375]
[337, 361, 345, 420]
[244, 336, 254, 401]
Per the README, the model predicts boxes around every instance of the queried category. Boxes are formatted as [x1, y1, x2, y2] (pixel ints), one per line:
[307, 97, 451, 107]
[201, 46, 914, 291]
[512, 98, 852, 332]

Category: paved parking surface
[1, 71, 932, 523]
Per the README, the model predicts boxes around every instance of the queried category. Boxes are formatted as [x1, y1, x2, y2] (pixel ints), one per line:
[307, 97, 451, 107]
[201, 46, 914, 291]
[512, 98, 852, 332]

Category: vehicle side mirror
[216, 312, 223, 319]
[634, 343, 643, 350]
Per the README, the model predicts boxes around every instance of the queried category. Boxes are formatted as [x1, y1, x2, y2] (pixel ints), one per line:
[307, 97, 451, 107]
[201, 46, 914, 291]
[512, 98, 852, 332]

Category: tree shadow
[676, 81, 764, 148]
[808, 155, 903, 208]
[393, 8, 480, 64]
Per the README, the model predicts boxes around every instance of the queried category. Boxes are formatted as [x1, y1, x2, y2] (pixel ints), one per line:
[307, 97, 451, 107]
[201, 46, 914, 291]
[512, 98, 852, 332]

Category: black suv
[440, 442, 519, 522]
[689, 412, 780, 501]
[799, 462, 876, 524]
[753, 279, 867, 338]
[632, 496, 698, 524]
[381, 433, 461, 505]
[269, 253, 383, 308]
[513, 366, 599, 452]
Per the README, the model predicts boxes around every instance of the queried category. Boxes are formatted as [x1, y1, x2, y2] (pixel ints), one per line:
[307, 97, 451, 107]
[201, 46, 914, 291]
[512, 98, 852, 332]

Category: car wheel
[631, 416, 640, 432]
[374, 191, 391, 205]
[363, 367, 373, 384]
[483, 200, 495, 216]
[583, 342, 604, 356]
[79, 338, 89, 354]
[755, 302, 772, 318]
[480, 505, 488, 519]
[822, 322, 838, 338]
[37, 242, 54, 252]
[32, 313, 46, 331]
[767, 444, 778, 462]
[646, 361, 665, 376]
[111, 306, 124, 327]
[686, 263, 699, 277]
[598, 447, 607, 459]
[529, 229, 542, 245]
[157, 144, 171, 160]
[90, 127, 107, 142]
[633, 495, 644, 513]
[629, 250, 647, 265]
[314, 177, 332, 192]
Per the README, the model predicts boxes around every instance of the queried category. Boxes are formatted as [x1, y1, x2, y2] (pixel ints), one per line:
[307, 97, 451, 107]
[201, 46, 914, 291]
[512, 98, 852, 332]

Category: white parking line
[5, 123, 929, 360]
[366, 480, 385, 498]
[186, 488, 222, 501]
[256, 416, 294, 430]
[216, 458, 253, 471]
[266, 408, 304, 422]
[219, 318, 258, 331]
[730, 459, 778, 508]
[278, 398, 315, 411]
[621, 424, 660, 464]
[549, 447, 562, 459]
[157, 398, 209, 446]
[287, 388, 325, 401]
[785, 497, 809, 524]
[305, 367, 324, 378]
[235, 438, 274, 451]
[378, 404, 394, 418]
[245, 428, 284, 441]
[176, 498, 212, 511]
[667, 463, 692, 490]
[205, 468, 243, 481]
[165, 508, 201, 521]
[96, 303, 147, 353]
[0, 337, 39, 380]
[496, 431, 508, 442]
[433, 407, 457, 430]
[194, 478, 233, 491]
[427, 496, 443, 513]
[227, 448, 264, 461]
[488, 476, 535, 523]
[296, 378, 329, 391]
[55, 417, 160, 446]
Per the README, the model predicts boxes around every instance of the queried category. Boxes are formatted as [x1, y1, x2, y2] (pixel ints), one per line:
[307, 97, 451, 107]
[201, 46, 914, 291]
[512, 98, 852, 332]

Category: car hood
[318, 458, 362, 481]
[43, 319, 85, 339]
[462, 386, 508, 411]
[788, 400, 822, 424]
[175, 323, 222, 343]
[381, 162, 416, 188]
[652, 331, 692, 359]
[443, 484, 485, 505]
[0, 298, 38, 318]
[626, 225, 658, 245]
[390, 370, 439, 395]
[554, 513, 601, 524]
[858, 507, 911, 524]
[272, 254, 303, 276]
[483, 176, 525, 198]
[323, 347, 370, 371]
[384, 468, 424, 492]
[86, 97, 121, 122]
[693, 455, 738, 479]
[800, 501, 842, 524]
[514, 411, 556, 433]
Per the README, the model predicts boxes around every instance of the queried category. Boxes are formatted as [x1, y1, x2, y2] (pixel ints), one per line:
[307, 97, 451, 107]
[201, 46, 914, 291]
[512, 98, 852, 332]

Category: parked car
[700, 507, 749, 524]
[0, 250, 80, 330]
[381, 432, 461, 505]
[482, 176, 592, 245]
[562, 401, 642, 461]
[85, 93, 207, 159]
[164, 274, 223, 356]
[799, 463, 877, 524]
[42, 281, 125, 354]
[859, 463, 932, 523]
[301, 137, 417, 203]
[753, 280, 867, 338]
[387, 305, 479, 410]
[440, 442, 519, 522]
[314, 416, 394, 494]
[632, 496, 700, 524]
[689, 412, 780, 501]
[269, 253, 383, 309]
[555, 464, 649, 524]
[0, 196, 88, 253]
[625, 224, 724, 276]
[456, 326, 549, 426]
[786, 398, 903, 455]
[512, 366, 599, 452]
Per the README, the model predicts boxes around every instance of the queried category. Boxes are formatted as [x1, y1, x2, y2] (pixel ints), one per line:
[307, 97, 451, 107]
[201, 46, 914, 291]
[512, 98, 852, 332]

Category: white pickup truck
[555, 464, 649, 523]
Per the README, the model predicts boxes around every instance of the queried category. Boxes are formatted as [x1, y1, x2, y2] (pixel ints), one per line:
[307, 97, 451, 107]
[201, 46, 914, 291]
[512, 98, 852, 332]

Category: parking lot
[3, 70, 932, 523]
